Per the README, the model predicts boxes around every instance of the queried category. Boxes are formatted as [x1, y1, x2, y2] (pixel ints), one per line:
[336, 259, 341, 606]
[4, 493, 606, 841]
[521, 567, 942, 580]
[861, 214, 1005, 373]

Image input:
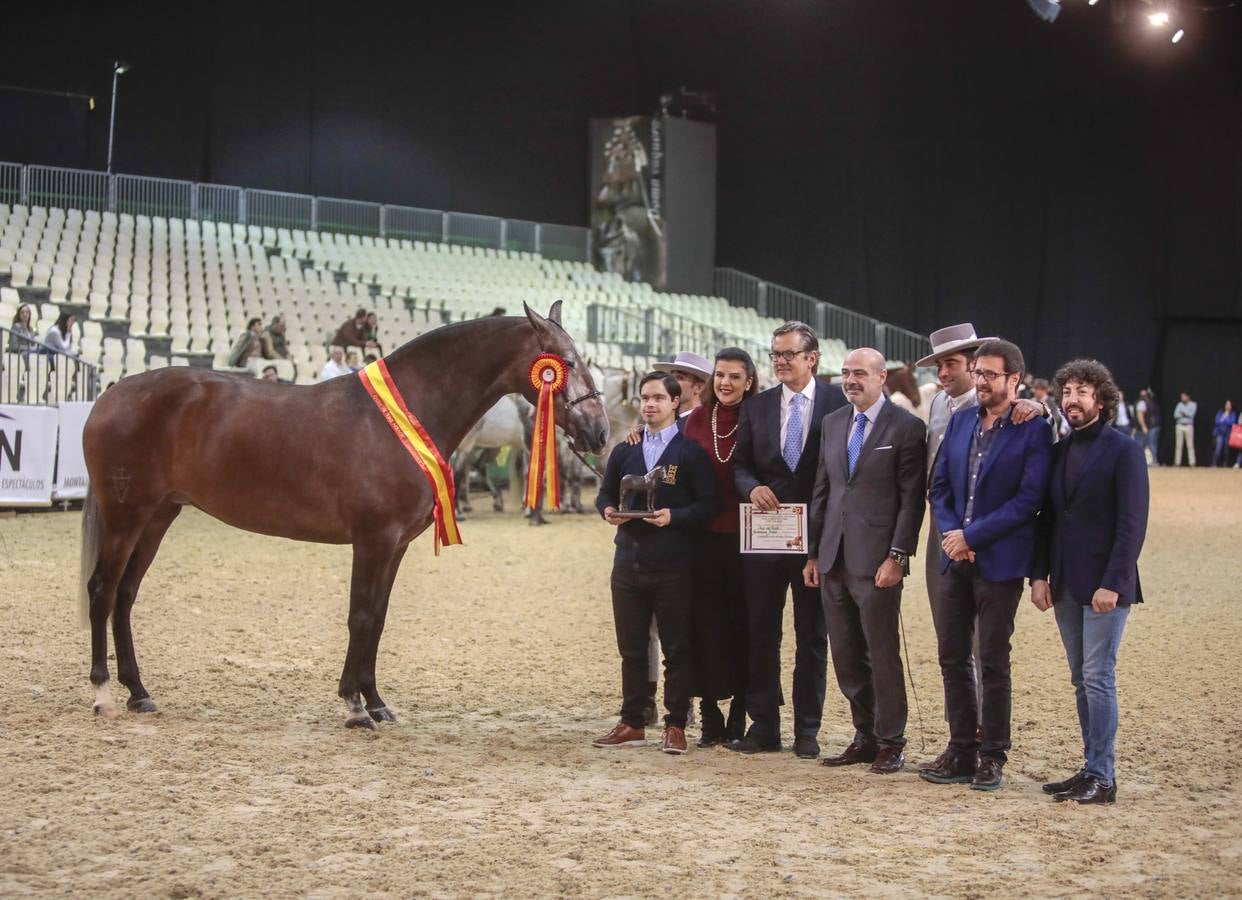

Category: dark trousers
[822, 564, 907, 748]
[934, 561, 1023, 762]
[611, 564, 692, 729]
[691, 530, 748, 702]
[743, 554, 828, 742]
[926, 517, 982, 720]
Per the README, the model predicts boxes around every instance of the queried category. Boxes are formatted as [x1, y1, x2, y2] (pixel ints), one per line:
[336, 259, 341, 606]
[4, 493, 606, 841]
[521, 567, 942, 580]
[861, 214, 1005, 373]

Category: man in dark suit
[922, 339, 1052, 792]
[804, 348, 927, 774]
[593, 372, 719, 755]
[729, 321, 847, 758]
[1030, 359, 1148, 805]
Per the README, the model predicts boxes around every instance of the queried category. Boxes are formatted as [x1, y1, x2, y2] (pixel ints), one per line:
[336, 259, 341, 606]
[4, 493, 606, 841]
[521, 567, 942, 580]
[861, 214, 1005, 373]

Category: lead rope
[899, 608, 928, 752]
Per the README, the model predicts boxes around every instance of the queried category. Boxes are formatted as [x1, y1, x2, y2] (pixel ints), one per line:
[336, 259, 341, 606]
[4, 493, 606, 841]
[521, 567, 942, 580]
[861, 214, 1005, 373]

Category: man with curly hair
[1030, 359, 1149, 805]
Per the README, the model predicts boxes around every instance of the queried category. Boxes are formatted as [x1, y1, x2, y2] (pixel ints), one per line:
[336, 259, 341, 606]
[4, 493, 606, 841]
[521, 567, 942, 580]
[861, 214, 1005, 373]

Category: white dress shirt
[779, 379, 817, 454]
[319, 359, 353, 380]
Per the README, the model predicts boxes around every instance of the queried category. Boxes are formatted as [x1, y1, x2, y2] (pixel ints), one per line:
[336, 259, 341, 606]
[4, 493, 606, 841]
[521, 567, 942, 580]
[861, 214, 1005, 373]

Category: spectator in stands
[489, 306, 507, 317]
[5, 304, 39, 402]
[319, 345, 352, 381]
[260, 365, 279, 383]
[228, 318, 264, 368]
[1135, 388, 1161, 466]
[261, 314, 290, 360]
[345, 348, 363, 372]
[363, 353, 379, 366]
[1212, 400, 1236, 467]
[1173, 392, 1197, 467]
[364, 312, 383, 356]
[332, 308, 369, 348]
[43, 312, 77, 356]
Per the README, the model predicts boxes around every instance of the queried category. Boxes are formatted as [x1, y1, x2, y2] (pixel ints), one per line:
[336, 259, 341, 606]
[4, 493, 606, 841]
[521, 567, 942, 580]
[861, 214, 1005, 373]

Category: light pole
[105, 60, 130, 175]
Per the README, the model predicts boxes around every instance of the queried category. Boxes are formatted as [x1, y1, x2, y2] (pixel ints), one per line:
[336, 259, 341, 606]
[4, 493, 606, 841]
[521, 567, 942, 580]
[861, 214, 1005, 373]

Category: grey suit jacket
[807, 399, 928, 577]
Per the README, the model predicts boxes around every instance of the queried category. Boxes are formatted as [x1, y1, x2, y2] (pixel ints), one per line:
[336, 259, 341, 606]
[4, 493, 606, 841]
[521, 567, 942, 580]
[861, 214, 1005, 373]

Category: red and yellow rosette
[358, 359, 462, 554]
[525, 353, 569, 511]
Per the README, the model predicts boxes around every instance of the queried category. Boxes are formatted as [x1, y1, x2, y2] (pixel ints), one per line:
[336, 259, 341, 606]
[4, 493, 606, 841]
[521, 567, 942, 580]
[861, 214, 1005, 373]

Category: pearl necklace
[711, 402, 740, 463]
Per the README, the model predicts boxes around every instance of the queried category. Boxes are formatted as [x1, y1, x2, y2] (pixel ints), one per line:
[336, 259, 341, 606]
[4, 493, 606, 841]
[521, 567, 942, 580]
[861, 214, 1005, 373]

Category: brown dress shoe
[869, 746, 905, 774]
[918, 747, 959, 773]
[662, 725, 688, 755]
[821, 740, 879, 767]
[592, 721, 646, 748]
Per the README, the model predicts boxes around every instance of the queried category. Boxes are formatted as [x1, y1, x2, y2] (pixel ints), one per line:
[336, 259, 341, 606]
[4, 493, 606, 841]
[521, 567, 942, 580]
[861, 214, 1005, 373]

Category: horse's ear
[548, 300, 562, 326]
[523, 302, 557, 348]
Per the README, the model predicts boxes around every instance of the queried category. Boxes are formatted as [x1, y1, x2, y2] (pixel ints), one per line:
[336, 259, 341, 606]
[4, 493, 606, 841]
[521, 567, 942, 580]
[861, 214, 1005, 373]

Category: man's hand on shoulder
[1012, 397, 1046, 424]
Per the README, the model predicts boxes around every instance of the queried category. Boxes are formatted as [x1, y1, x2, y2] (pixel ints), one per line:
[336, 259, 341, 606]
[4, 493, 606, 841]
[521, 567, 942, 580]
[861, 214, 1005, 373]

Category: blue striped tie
[783, 393, 804, 471]
[848, 412, 867, 477]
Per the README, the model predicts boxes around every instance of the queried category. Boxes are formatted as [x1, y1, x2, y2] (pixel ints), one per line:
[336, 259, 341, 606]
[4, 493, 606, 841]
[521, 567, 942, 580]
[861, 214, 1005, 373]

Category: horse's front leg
[359, 543, 409, 723]
[339, 537, 400, 730]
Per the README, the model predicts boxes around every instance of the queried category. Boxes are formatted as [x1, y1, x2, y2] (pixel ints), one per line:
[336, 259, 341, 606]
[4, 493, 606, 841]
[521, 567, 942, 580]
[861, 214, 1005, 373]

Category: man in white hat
[653, 351, 713, 423]
[915, 324, 1048, 774]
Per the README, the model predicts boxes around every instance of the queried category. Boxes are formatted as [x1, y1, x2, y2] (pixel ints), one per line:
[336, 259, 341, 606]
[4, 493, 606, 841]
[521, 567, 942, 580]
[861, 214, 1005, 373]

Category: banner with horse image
[54, 401, 94, 501]
[0, 404, 59, 507]
[590, 116, 667, 288]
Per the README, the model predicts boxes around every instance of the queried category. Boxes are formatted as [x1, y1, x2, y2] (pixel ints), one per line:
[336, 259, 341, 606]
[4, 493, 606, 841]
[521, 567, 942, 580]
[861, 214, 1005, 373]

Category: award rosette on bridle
[525, 353, 569, 512]
[358, 359, 463, 554]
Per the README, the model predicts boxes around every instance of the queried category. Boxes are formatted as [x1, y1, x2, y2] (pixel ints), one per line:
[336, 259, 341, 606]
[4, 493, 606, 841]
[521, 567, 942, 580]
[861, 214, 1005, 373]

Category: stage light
[1088, 0, 1100, 5]
[1025, 0, 1062, 23]
[106, 60, 132, 174]
[1172, 27, 1185, 41]
[1148, 11, 1170, 25]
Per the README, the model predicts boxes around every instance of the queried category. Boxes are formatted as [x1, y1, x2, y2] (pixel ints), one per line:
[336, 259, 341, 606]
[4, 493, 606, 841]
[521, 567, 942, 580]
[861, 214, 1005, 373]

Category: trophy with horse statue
[614, 465, 667, 519]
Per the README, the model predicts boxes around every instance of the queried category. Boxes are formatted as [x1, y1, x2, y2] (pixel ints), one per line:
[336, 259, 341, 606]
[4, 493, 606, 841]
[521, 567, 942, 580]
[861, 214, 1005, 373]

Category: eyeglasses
[768, 350, 808, 363]
[970, 368, 1012, 383]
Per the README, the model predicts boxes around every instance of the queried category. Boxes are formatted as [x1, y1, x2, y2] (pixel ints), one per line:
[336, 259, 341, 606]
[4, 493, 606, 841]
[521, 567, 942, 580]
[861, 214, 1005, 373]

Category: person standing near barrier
[803, 348, 927, 774]
[921, 339, 1052, 792]
[1135, 388, 1161, 466]
[1173, 392, 1197, 466]
[6, 304, 38, 402]
[1030, 359, 1148, 805]
[728, 321, 846, 758]
[1211, 400, 1236, 467]
[681, 348, 759, 745]
[593, 372, 719, 754]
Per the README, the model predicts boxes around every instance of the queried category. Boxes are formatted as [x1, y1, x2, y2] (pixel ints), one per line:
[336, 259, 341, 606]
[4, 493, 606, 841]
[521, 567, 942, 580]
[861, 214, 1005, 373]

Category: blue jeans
[1145, 426, 1161, 465]
[1054, 593, 1130, 784]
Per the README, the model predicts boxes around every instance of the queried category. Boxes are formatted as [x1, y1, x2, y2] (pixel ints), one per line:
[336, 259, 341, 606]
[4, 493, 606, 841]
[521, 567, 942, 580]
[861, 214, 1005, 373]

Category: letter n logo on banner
[0, 413, 21, 472]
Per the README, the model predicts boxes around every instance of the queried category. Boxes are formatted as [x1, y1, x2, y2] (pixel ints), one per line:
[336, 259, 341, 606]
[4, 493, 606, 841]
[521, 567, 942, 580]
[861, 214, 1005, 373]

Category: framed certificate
[739, 503, 808, 554]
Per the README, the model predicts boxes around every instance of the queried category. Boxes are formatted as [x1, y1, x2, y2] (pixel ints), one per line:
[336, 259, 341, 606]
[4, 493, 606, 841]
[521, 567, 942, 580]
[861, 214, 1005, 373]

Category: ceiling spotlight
[1172, 27, 1185, 42]
[1148, 11, 1170, 26]
[1088, 0, 1100, 5]
[1025, 0, 1062, 23]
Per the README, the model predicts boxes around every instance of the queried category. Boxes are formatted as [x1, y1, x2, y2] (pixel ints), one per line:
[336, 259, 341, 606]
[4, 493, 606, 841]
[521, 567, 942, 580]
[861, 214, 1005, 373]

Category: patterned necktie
[848, 411, 868, 477]
[782, 393, 804, 471]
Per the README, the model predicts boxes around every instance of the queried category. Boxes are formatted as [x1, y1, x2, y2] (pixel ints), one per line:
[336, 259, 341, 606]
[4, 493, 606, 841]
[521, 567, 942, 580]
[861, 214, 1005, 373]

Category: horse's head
[523, 301, 610, 454]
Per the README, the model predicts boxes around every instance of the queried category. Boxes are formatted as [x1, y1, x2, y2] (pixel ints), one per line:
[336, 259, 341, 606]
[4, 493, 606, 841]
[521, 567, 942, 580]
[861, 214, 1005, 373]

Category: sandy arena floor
[1, 469, 1240, 897]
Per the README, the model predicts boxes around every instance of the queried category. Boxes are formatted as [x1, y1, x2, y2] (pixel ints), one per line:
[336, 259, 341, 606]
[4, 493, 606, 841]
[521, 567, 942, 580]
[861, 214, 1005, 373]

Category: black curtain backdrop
[1, 0, 1239, 438]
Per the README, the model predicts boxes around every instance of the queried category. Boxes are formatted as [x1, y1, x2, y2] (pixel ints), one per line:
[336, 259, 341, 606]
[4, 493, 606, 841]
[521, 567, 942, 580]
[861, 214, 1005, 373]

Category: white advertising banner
[54, 401, 94, 501]
[0, 405, 59, 507]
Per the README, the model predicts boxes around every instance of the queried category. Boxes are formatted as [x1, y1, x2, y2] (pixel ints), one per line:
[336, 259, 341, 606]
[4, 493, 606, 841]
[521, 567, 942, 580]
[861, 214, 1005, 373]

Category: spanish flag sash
[358, 359, 462, 553]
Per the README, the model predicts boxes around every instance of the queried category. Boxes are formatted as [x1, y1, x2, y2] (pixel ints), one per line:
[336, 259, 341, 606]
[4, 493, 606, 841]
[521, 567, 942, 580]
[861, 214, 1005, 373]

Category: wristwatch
[888, 549, 910, 574]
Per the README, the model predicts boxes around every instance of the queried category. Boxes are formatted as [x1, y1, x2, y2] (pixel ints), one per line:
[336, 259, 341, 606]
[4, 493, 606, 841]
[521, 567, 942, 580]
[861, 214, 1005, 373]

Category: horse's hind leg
[361, 543, 409, 723]
[88, 511, 149, 717]
[112, 502, 181, 713]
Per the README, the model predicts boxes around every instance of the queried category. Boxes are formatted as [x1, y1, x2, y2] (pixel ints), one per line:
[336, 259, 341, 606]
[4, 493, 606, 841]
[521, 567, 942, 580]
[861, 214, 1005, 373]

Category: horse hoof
[367, 705, 397, 723]
[93, 702, 118, 719]
[345, 714, 379, 731]
[127, 697, 158, 713]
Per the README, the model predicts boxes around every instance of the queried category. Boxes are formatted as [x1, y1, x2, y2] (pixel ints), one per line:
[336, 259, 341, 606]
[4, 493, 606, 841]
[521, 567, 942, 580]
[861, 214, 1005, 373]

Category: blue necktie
[783, 393, 804, 471]
[848, 412, 868, 477]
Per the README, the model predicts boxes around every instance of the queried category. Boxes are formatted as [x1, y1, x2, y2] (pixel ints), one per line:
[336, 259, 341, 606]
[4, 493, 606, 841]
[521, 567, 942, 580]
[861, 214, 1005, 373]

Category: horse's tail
[78, 486, 101, 628]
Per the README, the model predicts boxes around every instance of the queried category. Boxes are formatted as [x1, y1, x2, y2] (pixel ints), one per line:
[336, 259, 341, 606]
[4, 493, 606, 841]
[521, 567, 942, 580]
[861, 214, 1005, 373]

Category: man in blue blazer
[729, 322, 847, 758]
[1030, 359, 1148, 805]
[922, 339, 1052, 792]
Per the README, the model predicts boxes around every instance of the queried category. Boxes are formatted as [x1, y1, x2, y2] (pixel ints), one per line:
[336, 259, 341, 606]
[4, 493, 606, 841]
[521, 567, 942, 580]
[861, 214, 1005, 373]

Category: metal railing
[0, 162, 592, 261]
[2, 326, 100, 405]
[586, 303, 769, 367]
[714, 268, 929, 366]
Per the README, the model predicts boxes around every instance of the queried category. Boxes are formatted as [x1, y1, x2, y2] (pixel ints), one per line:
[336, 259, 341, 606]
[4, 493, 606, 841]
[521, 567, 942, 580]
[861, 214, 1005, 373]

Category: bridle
[559, 357, 606, 477]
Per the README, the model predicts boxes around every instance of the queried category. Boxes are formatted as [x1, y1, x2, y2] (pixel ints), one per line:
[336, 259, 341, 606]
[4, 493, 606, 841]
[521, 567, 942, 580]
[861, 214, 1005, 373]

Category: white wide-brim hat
[652, 351, 713, 381]
[915, 323, 999, 368]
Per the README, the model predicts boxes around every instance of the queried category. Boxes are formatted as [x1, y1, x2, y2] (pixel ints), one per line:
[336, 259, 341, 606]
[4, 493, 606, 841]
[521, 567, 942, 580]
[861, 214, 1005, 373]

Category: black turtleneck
[1064, 416, 1106, 489]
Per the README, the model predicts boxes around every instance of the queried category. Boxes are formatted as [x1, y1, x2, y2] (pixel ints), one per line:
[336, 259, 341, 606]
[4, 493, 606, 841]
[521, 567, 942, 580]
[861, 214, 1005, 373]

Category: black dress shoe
[971, 756, 1004, 792]
[919, 753, 977, 784]
[869, 746, 905, 774]
[1055, 777, 1117, 804]
[1042, 768, 1089, 795]
[793, 736, 820, 759]
[821, 740, 879, 767]
[726, 734, 782, 754]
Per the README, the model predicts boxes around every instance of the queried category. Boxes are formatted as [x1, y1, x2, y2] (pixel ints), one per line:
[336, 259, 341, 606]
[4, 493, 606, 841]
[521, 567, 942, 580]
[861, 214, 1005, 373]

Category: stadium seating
[0, 203, 848, 388]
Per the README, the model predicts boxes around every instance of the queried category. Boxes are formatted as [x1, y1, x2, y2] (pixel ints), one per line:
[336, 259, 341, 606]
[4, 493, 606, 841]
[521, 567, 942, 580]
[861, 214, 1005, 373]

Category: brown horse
[79, 302, 608, 728]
